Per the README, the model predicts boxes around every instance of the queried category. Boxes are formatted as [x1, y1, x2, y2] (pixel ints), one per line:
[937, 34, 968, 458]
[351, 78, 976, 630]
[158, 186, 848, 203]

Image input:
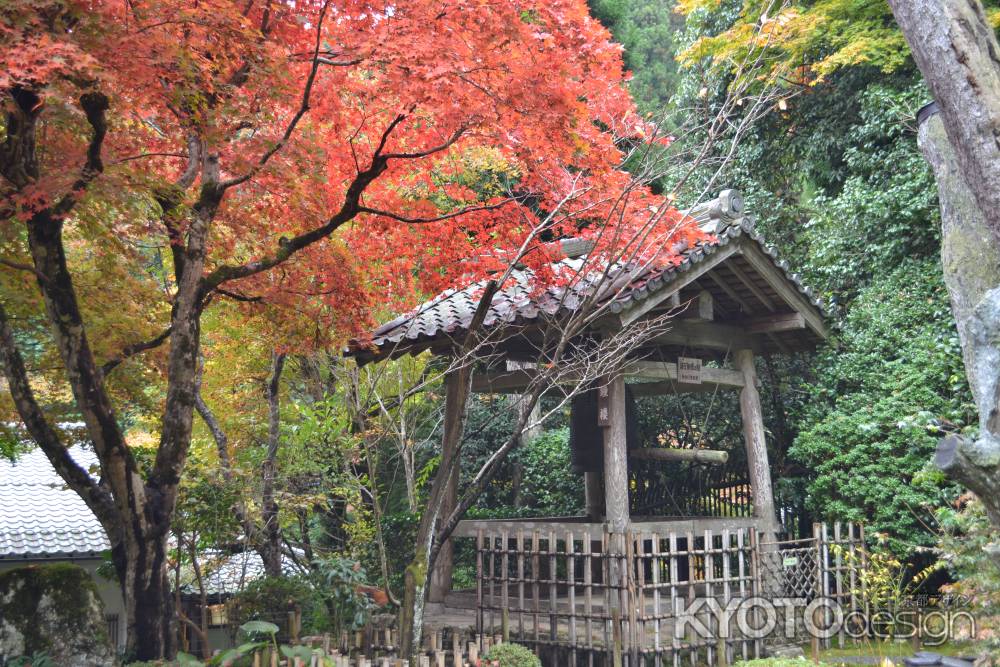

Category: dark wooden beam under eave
[617, 242, 741, 326]
[738, 243, 828, 340]
[740, 312, 805, 334]
[645, 319, 761, 353]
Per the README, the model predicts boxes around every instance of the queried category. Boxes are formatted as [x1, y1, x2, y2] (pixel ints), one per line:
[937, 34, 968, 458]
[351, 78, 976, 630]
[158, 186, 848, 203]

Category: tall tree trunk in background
[260, 352, 287, 577]
[891, 0, 1000, 556]
[398, 367, 472, 658]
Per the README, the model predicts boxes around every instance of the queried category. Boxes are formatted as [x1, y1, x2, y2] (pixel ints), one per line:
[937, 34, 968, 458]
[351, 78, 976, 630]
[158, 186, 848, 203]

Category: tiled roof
[352, 203, 826, 362]
[179, 550, 302, 597]
[606, 219, 825, 314]
[0, 447, 110, 559]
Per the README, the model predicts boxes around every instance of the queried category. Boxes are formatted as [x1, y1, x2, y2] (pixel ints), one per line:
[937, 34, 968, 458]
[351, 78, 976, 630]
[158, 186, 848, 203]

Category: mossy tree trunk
[398, 367, 472, 658]
[896, 0, 1000, 559]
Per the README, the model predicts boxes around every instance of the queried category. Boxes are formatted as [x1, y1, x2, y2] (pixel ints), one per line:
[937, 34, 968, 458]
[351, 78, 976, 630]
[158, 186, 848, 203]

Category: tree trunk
[114, 524, 177, 660]
[889, 0, 1000, 242]
[260, 352, 287, 578]
[399, 368, 471, 657]
[899, 0, 1000, 554]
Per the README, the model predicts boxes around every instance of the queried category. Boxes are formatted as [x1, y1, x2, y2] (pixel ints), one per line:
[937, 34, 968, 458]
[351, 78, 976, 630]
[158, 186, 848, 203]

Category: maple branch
[220, 0, 331, 190]
[0, 301, 118, 530]
[0, 257, 48, 282]
[213, 286, 262, 302]
[111, 152, 189, 165]
[177, 134, 203, 190]
[203, 117, 467, 292]
[381, 125, 466, 160]
[101, 326, 173, 376]
[358, 199, 513, 224]
[316, 56, 364, 67]
[194, 375, 233, 479]
[52, 92, 110, 219]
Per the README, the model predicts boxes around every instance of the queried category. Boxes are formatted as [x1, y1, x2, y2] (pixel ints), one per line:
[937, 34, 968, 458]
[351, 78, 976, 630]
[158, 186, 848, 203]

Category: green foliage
[511, 428, 583, 516]
[309, 555, 374, 635]
[790, 260, 974, 552]
[936, 498, 1000, 627]
[228, 575, 328, 641]
[228, 560, 372, 643]
[209, 621, 337, 667]
[463, 427, 583, 518]
[357, 509, 418, 595]
[588, 0, 684, 112]
[482, 642, 542, 667]
[799, 81, 939, 299]
[6, 653, 55, 667]
[677, 0, 910, 88]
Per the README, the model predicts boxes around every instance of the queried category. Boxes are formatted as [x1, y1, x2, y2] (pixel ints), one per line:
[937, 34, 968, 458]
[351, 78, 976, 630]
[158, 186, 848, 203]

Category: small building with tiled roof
[349, 190, 831, 618]
[0, 446, 127, 651]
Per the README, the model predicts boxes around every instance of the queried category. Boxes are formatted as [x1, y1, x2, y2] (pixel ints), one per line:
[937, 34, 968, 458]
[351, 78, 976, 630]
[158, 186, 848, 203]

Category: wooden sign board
[678, 357, 702, 384]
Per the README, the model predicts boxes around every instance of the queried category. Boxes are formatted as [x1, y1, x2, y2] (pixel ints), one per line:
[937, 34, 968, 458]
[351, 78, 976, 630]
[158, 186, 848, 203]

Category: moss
[0, 564, 109, 655]
[405, 548, 428, 589]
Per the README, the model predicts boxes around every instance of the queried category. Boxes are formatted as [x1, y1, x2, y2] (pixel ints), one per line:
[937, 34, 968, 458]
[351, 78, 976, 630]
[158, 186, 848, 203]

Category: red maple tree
[0, 0, 700, 658]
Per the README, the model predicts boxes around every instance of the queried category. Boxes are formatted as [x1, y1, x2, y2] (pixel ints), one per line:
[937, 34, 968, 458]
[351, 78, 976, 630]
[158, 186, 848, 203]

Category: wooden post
[735, 349, 778, 539]
[584, 471, 602, 521]
[429, 372, 462, 603]
[602, 374, 629, 667]
[602, 374, 630, 533]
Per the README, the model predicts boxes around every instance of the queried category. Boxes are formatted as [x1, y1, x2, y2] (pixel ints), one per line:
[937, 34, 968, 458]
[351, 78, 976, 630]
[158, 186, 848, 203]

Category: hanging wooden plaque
[678, 357, 702, 384]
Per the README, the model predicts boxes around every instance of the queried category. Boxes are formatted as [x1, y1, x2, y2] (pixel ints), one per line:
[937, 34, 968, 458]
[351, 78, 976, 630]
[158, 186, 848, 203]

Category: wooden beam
[629, 448, 729, 464]
[471, 369, 536, 393]
[706, 270, 756, 315]
[694, 280, 730, 318]
[630, 380, 735, 396]
[619, 242, 741, 325]
[741, 312, 805, 334]
[471, 357, 745, 394]
[738, 243, 829, 339]
[678, 289, 714, 322]
[647, 320, 757, 352]
[727, 261, 777, 312]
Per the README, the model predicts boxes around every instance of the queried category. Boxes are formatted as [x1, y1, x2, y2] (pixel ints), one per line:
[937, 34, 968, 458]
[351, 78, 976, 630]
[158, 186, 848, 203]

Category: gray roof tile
[0, 448, 109, 559]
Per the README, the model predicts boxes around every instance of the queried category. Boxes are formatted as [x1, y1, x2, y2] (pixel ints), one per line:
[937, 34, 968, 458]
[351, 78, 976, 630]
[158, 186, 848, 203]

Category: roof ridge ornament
[687, 189, 750, 234]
